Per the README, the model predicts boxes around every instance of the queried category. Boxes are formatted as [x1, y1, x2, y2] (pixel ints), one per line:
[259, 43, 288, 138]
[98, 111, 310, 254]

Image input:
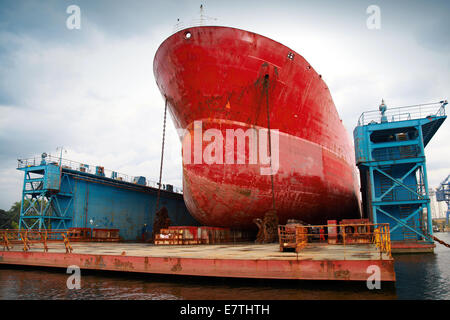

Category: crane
[436, 174, 450, 225]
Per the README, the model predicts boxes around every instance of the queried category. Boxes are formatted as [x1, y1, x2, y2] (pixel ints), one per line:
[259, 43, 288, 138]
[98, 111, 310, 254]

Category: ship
[153, 26, 361, 228]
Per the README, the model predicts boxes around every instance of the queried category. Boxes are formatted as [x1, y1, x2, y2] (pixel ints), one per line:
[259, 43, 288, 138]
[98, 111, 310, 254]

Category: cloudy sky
[0, 0, 449, 210]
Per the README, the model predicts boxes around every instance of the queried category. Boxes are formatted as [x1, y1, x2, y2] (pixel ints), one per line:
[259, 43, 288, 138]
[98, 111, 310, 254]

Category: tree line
[0, 201, 21, 229]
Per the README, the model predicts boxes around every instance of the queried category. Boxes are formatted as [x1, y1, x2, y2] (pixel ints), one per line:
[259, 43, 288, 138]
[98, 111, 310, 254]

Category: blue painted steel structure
[17, 155, 199, 240]
[354, 100, 447, 243]
[436, 174, 450, 225]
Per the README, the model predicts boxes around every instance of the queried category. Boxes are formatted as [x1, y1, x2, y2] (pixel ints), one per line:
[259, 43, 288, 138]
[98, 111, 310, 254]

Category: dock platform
[391, 241, 436, 253]
[0, 242, 395, 282]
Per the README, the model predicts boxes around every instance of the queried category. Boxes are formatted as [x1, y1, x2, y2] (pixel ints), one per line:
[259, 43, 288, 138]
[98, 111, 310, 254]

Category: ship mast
[200, 4, 204, 26]
[197, 4, 217, 26]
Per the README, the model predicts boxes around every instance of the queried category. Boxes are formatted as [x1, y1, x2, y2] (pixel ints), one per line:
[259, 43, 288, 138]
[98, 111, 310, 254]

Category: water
[0, 233, 449, 300]
[393, 232, 450, 300]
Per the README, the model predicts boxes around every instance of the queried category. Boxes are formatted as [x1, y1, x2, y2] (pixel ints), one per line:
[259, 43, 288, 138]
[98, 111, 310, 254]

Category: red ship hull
[154, 26, 360, 228]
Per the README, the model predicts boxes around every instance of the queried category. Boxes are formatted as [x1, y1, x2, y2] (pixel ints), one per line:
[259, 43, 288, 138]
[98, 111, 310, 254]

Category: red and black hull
[153, 26, 360, 228]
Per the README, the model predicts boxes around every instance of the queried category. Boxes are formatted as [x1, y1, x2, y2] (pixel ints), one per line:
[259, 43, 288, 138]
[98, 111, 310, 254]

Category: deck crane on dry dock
[436, 174, 450, 226]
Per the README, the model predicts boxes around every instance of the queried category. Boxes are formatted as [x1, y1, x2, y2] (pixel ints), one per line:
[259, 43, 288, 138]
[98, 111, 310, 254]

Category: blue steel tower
[17, 153, 73, 230]
[354, 100, 447, 252]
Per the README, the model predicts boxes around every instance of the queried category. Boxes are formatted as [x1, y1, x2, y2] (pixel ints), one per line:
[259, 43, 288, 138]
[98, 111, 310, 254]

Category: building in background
[429, 188, 448, 219]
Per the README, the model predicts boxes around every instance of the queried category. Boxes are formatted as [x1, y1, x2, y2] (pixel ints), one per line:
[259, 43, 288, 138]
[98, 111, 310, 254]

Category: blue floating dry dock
[16, 155, 199, 241]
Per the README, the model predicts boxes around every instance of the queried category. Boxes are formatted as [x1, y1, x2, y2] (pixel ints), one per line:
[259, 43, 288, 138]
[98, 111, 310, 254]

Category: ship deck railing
[172, 18, 219, 34]
[357, 101, 446, 126]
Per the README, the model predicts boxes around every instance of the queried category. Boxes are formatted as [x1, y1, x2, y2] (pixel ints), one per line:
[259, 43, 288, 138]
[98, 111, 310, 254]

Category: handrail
[172, 18, 219, 34]
[17, 155, 183, 194]
[1, 229, 73, 253]
[278, 223, 392, 258]
[357, 100, 447, 126]
[0, 228, 122, 252]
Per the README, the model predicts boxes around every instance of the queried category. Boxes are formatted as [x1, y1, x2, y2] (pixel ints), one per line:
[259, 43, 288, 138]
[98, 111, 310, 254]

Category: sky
[0, 0, 449, 210]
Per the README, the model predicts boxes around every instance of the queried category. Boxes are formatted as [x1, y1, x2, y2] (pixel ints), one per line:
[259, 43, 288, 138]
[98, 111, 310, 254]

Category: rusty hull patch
[82, 255, 106, 269]
[334, 269, 351, 280]
[113, 258, 134, 271]
[236, 188, 252, 197]
[171, 258, 182, 272]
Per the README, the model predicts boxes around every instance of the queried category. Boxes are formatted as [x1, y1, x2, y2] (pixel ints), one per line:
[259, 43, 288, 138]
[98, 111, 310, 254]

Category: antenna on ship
[197, 4, 217, 26]
[200, 4, 204, 26]
[174, 18, 183, 33]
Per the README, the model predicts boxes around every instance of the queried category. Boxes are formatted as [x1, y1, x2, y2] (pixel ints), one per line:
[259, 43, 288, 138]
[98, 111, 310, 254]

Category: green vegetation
[0, 199, 51, 229]
[0, 201, 21, 229]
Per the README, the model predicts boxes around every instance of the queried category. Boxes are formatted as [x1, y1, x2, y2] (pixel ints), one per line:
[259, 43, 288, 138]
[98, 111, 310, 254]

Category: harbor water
[0, 233, 449, 300]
